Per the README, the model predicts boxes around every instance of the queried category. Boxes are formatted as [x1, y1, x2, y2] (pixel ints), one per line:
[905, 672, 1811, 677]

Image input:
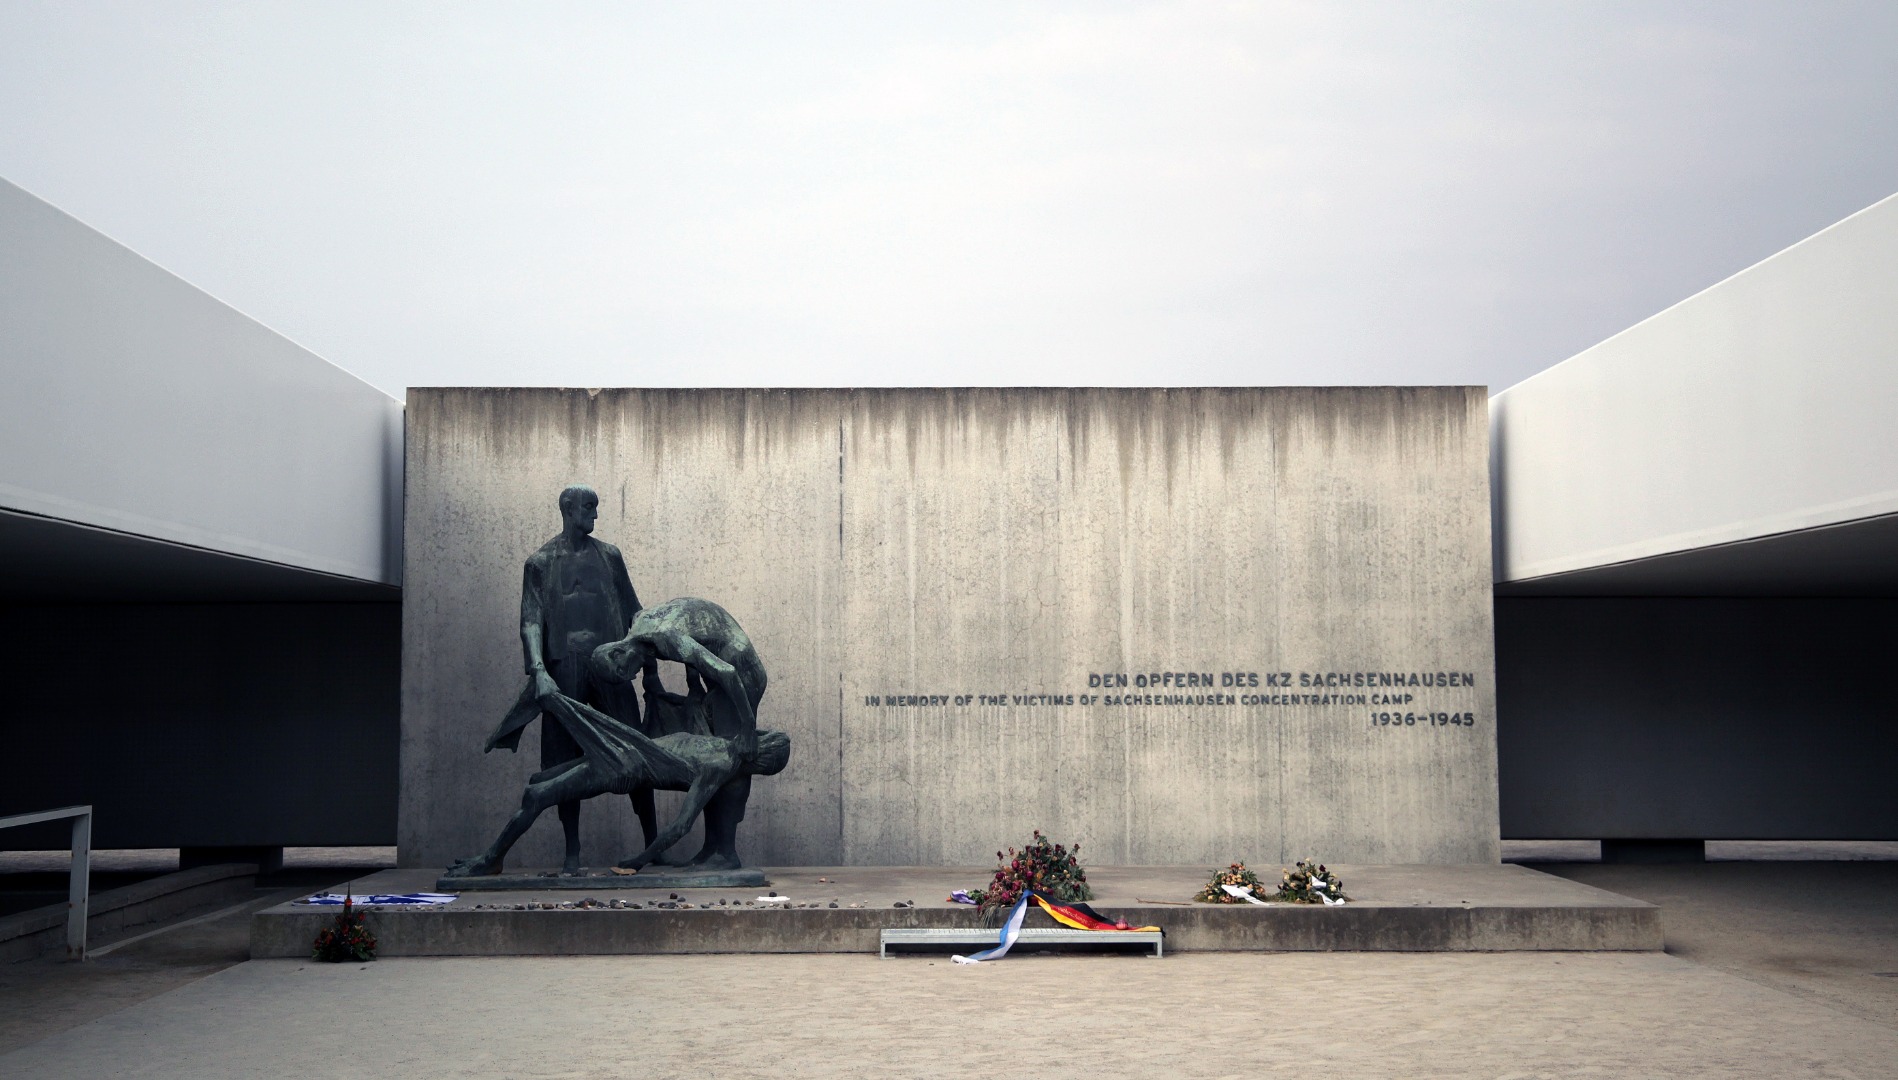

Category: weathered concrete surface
[11, 951, 1898, 1079]
[252, 863, 1651, 956]
[403, 388, 1496, 869]
[0, 864, 256, 964]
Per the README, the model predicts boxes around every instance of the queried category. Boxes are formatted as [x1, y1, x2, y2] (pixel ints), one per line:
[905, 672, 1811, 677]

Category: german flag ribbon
[1031, 894, 1160, 933]
[951, 891, 1160, 964]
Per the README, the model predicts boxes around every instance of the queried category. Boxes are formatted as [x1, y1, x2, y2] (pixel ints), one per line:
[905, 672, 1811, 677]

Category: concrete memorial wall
[400, 388, 1498, 869]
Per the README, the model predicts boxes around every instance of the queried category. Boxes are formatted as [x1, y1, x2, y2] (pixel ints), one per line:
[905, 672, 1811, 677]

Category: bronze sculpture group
[445, 485, 789, 879]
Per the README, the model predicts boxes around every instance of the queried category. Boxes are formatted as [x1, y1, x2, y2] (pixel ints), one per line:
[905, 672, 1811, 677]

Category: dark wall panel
[1497, 597, 1898, 839]
[0, 602, 399, 848]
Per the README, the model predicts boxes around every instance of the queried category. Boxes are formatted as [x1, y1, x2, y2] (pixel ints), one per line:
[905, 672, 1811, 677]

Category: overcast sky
[3, 2, 1895, 398]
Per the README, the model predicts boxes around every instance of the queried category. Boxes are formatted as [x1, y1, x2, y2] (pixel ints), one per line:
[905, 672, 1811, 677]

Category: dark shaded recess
[0, 601, 399, 849]
[0, 870, 168, 918]
[1601, 839, 1706, 863]
[1495, 512, 1898, 598]
[1496, 597, 1898, 840]
[0, 506, 398, 603]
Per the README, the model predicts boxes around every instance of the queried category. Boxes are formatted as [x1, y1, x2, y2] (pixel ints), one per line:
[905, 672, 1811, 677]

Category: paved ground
[1533, 860, 1898, 1028]
[1, 850, 1895, 1077]
[0, 888, 296, 1056]
[0, 847, 397, 1056]
[5, 950, 1898, 1078]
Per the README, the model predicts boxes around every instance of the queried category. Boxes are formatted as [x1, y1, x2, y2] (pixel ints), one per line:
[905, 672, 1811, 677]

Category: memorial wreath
[965, 830, 1093, 921]
[311, 888, 378, 962]
[1195, 859, 1350, 904]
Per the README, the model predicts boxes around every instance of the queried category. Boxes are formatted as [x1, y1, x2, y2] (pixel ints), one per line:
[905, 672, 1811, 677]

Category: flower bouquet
[312, 889, 378, 962]
[965, 830, 1093, 922]
[1273, 859, 1349, 904]
[1194, 859, 1350, 904]
[1194, 862, 1272, 903]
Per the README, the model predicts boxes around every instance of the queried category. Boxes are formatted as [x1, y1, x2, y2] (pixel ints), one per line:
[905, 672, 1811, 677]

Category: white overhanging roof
[1491, 190, 1898, 592]
[0, 178, 402, 590]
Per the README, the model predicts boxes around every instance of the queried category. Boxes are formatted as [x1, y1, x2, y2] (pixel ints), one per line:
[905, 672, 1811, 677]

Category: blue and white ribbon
[951, 891, 1032, 964]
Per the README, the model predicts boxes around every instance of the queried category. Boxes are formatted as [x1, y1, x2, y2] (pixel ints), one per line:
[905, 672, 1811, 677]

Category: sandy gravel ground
[4, 851, 1896, 1077]
[0, 889, 298, 1055]
[1537, 860, 1898, 1028]
[4, 950, 1898, 1079]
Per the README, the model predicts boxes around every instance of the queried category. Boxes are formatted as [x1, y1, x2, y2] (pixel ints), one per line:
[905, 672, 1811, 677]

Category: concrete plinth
[252, 864, 1658, 957]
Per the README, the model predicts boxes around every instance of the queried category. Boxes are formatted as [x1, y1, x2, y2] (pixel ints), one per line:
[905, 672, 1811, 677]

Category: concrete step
[1, 863, 257, 963]
[252, 864, 1661, 957]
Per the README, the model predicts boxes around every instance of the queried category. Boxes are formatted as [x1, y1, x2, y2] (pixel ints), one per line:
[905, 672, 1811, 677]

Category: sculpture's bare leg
[616, 779, 720, 871]
[629, 786, 657, 846]
[680, 659, 760, 870]
[628, 665, 705, 864]
[557, 800, 582, 875]
[626, 786, 692, 864]
[684, 776, 749, 871]
[448, 759, 598, 877]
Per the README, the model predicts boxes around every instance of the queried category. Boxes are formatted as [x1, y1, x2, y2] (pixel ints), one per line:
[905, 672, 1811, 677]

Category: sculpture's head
[591, 635, 649, 684]
[748, 730, 791, 776]
[558, 484, 599, 535]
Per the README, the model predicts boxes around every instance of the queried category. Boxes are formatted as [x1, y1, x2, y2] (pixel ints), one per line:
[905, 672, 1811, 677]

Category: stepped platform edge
[252, 863, 1660, 957]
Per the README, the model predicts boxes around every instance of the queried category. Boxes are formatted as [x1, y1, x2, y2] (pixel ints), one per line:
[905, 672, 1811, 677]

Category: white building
[1490, 191, 1898, 857]
[0, 178, 402, 867]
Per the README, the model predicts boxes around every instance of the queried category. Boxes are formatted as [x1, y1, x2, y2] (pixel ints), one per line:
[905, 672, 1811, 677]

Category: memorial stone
[401, 388, 1499, 869]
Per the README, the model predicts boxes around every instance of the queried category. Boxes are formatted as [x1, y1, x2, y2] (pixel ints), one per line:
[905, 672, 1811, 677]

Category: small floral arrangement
[312, 890, 378, 962]
[1194, 859, 1349, 904]
[1273, 859, 1348, 904]
[967, 830, 1092, 920]
[1194, 862, 1272, 903]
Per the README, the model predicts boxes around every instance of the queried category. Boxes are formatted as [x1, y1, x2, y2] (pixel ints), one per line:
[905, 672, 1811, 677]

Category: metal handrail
[0, 805, 93, 959]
